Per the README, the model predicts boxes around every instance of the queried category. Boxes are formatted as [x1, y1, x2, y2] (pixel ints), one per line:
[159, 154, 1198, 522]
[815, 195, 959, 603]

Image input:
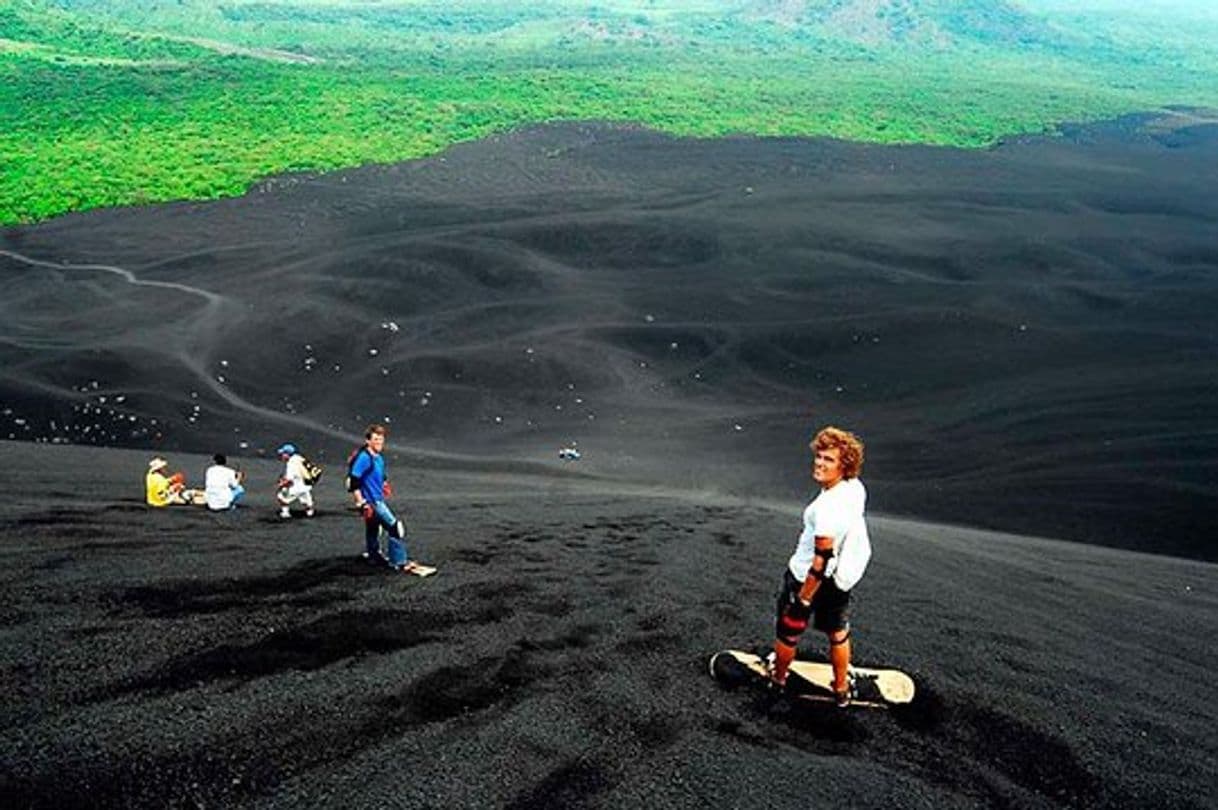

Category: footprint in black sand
[373, 649, 549, 726]
[451, 547, 496, 565]
[109, 608, 448, 697]
[939, 698, 1102, 807]
[882, 684, 1103, 808]
[505, 760, 615, 810]
[111, 557, 389, 619]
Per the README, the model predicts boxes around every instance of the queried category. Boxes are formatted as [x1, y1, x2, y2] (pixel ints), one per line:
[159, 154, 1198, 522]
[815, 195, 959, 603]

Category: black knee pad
[776, 600, 811, 645]
[829, 629, 851, 646]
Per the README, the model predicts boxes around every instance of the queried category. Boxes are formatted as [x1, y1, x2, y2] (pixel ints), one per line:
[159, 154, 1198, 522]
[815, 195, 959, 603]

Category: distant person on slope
[275, 443, 315, 519]
[204, 453, 245, 511]
[348, 423, 434, 576]
[145, 457, 204, 507]
[766, 426, 872, 707]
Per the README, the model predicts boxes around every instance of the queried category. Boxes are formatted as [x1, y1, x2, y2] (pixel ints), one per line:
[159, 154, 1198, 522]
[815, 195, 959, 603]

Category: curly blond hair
[811, 426, 865, 479]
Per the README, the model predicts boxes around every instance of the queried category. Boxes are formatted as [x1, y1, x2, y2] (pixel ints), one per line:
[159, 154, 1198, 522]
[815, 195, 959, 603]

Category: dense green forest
[3, 0, 1216, 224]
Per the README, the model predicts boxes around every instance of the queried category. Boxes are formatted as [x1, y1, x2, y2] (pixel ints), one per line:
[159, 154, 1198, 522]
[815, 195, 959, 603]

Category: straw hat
[148, 457, 169, 472]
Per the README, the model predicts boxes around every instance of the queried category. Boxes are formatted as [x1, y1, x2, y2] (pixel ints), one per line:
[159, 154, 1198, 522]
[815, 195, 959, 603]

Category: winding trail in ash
[0, 249, 225, 306]
[0, 248, 600, 475]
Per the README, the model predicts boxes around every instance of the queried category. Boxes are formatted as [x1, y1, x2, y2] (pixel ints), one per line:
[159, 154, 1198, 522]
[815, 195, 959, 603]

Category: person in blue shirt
[348, 423, 435, 576]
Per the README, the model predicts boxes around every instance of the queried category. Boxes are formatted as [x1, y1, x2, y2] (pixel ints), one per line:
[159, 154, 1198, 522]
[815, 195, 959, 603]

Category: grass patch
[2, 0, 1217, 224]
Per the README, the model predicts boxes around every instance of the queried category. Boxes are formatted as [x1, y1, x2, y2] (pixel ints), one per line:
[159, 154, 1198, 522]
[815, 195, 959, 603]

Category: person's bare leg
[769, 639, 798, 686]
[829, 629, 851, 704]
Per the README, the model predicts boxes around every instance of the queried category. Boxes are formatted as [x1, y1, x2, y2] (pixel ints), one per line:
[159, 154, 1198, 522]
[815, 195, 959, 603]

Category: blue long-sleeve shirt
[350, 448, 386, 505]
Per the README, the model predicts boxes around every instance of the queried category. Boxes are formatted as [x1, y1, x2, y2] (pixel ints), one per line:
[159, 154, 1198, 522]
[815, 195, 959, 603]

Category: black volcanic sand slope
[1, 442, 1215, 808]
[2, 118, 1218, 558]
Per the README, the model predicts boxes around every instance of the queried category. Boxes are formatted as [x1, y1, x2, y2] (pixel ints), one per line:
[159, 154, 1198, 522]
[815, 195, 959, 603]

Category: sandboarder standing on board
[349, 423, 435, 576]
[766, 426, 872, 707]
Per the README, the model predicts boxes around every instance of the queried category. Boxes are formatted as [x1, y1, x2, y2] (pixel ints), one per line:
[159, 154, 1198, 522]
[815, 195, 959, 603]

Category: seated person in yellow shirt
[145, 457, 204, 506]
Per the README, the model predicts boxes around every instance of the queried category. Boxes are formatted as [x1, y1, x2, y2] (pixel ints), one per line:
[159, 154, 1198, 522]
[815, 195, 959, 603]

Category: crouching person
[275, 443, 315, 518]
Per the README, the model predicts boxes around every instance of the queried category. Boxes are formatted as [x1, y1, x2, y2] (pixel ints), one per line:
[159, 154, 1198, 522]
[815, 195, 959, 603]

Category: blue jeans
[365, 501, 409, 566]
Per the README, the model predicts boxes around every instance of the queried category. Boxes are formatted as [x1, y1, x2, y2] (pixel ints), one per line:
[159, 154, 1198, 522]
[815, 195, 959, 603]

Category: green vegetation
[3, 0, 1217, 224]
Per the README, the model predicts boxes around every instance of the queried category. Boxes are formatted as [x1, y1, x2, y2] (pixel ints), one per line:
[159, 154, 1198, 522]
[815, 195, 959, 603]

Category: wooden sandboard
[710, 648, 915, 708]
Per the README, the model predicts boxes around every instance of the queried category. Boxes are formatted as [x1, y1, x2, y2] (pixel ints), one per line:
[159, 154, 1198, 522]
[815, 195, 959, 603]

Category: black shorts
[777, 569, 851, 634]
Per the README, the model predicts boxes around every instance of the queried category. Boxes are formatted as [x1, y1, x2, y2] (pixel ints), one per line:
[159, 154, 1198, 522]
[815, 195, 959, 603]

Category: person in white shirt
[766, 426, 872, 707]
[276, 443, 315, 518]
[204, 454, 245, 511]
